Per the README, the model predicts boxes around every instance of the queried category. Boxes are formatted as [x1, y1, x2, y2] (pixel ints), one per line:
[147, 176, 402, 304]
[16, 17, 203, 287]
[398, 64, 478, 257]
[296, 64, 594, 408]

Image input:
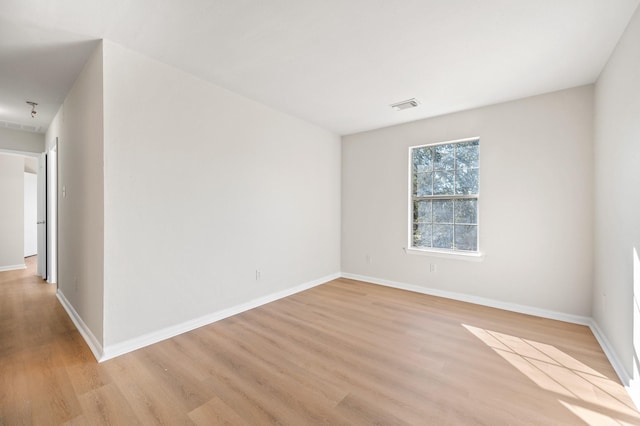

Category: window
[410, 138, 479, 253]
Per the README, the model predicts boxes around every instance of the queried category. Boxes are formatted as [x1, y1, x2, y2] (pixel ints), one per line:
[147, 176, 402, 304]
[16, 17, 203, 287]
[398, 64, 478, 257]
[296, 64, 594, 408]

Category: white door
[37, 152, 46, 278]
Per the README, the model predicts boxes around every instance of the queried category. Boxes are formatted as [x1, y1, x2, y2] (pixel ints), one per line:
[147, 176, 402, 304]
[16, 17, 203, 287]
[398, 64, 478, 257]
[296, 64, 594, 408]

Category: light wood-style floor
[2, 257, 639, 425]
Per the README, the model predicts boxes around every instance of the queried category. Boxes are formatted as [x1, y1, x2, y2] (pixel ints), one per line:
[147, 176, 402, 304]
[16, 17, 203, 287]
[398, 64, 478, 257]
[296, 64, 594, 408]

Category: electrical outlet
[430, 263, 437, 273]
[256, 270, 261, 281]
[74, 276, 78, 291]
[366, 254, 372, 264]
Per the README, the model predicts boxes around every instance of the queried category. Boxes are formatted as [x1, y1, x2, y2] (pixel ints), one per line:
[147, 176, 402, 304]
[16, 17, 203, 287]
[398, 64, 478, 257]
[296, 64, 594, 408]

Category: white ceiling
[0, 0, 638, 136]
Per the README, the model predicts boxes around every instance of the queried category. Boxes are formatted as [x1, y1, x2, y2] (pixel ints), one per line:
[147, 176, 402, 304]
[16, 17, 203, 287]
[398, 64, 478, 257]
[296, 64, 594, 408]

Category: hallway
[0, 256, 91, 423]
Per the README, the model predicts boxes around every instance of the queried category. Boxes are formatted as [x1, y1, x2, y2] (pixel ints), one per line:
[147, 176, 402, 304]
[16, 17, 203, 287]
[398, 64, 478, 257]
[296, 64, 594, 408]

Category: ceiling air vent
[390, 98, 420, 111]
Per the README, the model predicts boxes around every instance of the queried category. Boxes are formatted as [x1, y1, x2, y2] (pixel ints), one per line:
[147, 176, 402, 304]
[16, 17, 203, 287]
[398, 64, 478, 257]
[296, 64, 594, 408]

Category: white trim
[340, 272, 591, 325]
[0, 264, 26, 272]
[56, 290, 104, 361]
[588, 319, 640, 410]
[404, 247, 485, 262]
[100, 272, 341, 362]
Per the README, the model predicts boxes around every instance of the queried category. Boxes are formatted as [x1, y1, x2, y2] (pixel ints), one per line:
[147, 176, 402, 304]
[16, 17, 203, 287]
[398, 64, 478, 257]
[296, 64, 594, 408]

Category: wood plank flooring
[2, 257, 639, 425]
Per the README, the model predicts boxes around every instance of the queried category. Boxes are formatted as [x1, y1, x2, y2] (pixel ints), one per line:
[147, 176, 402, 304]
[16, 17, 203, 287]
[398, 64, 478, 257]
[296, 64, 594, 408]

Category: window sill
[403, 247, 485, 262]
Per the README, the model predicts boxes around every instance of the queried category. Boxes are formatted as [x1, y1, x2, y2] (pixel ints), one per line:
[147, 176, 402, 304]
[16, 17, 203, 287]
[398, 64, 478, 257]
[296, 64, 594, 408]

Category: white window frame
[406, 136, 483, 260]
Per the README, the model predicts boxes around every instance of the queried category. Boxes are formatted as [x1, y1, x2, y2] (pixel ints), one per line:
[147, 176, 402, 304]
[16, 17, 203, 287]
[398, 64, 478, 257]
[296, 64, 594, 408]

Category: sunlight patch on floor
[463, 324, 640, 424]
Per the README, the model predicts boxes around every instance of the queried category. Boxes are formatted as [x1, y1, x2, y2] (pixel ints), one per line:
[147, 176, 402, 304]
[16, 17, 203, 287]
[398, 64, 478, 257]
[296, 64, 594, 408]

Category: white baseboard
[100, 272, 342, 362]
[340, 272, 591, 325]
[0, 263, 26, 272]
[588, 319, 640, 410]
[56, 290, 104, 361]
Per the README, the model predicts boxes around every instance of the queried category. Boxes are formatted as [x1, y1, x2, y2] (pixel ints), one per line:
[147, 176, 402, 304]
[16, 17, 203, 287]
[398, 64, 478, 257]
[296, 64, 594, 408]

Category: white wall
[24, 172, 37, 257]
[101, 41, 341, 347]
[593, 5, 640, 400]
[342, 86, 594, 317]
[0, 127, 44, 154]
[0, 154, 25, 270]
[51, 42, 105, 345]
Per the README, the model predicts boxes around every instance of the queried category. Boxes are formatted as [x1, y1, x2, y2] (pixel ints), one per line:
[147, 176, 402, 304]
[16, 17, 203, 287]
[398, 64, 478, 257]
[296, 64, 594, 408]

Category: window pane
[413, 223, 432, 247]
[433, 224, 453, 249]
[455, 168, 479, 195]
[415, 172, 433, 196]
[455, 141, 479, 169]
[434, 144, 455, 170]
[433, 171, 454, 195]
[413, 200, 432, 223]
[412, 174, 416, 196]
[433, 199, 453, 223]
[454, 199, 477, 224]
[454, 225, 477, 251]
[413, 147, 433, 173]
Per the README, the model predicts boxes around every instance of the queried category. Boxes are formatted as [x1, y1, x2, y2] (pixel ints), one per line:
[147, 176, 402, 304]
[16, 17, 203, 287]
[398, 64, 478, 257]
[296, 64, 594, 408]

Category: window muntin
[410, 138, 479, 252]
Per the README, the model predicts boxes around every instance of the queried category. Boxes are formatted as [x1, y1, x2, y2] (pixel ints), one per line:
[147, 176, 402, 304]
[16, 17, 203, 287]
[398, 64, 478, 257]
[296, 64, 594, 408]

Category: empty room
[1, 0, 640, 424]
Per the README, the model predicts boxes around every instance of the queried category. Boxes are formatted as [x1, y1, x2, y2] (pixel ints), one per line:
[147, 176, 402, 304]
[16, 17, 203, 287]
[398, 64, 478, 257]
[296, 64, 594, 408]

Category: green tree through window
[411, 138, 479, 252]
